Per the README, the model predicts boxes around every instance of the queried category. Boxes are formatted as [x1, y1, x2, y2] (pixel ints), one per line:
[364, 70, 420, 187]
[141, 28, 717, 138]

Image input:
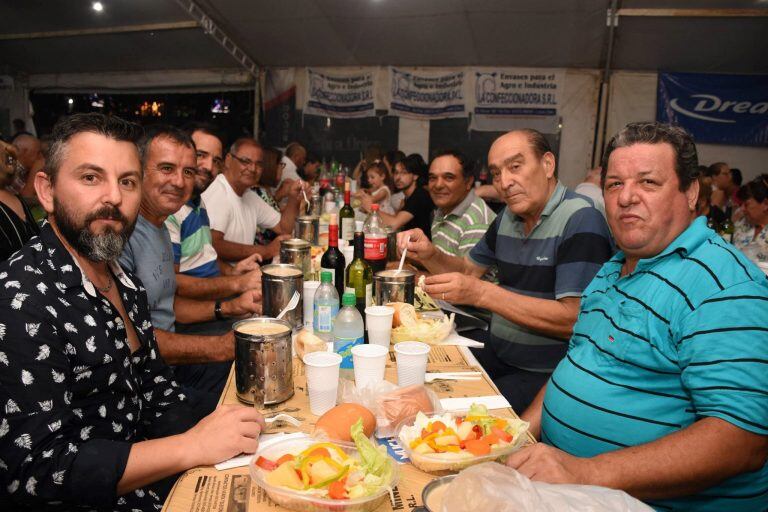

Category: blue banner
[657, 72, 768, 147]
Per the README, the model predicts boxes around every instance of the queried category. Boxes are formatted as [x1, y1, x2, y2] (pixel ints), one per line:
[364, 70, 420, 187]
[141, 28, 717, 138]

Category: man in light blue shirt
[508, 122, 768, 511]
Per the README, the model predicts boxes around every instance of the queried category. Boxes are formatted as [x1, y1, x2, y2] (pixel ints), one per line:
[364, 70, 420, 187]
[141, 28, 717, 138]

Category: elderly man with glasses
[202, 138, 304, 263]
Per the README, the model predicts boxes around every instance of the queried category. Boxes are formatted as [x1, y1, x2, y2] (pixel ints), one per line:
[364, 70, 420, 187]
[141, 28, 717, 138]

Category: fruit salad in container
[250, 419, 398, 512]
[396, 404, 529, 472]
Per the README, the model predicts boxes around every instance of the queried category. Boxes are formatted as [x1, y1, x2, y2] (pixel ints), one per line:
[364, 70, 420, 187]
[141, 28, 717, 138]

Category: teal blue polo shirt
[543, 216, 768, 511]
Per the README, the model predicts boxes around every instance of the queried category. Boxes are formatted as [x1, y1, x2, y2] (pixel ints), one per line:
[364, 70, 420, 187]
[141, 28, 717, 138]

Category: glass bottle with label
[345, 231, 373, 317]
[313, 271, 339, 342]
[363, 204, 388, 274]
[339, 180, 355, 242]
[333, 292, 365, 380]
[320, 213, 346, 297]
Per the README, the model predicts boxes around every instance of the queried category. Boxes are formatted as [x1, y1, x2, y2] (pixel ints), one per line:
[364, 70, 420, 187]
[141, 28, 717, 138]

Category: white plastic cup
[394, 341, 431, 387]
[303, 351, 342, 415]
[365, 305, 395, 348]
[303, 281, 321, 329]
[351, 344, 388, 390]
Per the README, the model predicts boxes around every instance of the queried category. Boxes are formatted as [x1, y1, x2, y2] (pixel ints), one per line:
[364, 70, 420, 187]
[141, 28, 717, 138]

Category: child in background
[364, 162, 394, 214]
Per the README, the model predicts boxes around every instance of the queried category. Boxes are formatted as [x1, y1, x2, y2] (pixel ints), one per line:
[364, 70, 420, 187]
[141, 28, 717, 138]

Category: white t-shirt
[280, 156, 301, 184]
[202, 174, 281, 249]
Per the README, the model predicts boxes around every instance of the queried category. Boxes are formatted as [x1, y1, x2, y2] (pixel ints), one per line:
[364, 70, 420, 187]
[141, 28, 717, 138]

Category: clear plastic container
[249, 436, 399, 512]
[395, 412, 529, 473]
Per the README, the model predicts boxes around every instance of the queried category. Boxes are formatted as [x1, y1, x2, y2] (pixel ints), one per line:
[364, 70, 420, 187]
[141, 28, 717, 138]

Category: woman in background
[0, 140, 39, 260]
[733, 175, 768, 264]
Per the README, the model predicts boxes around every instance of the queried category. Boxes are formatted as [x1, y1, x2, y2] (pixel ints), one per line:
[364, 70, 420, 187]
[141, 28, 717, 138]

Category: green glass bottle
[345, 231, 373, 317]
[339, 180, 355, 243]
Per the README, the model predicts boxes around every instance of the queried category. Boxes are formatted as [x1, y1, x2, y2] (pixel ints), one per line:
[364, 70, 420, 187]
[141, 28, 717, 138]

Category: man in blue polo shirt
[508, 122, 768, 511]
[400, 129, 613, 412]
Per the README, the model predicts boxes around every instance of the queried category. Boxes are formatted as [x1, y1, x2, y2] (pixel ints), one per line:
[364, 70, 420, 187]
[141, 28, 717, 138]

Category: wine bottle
[345, 231, 373, 317]
[339, 180, 355, 242]
[320, 213, 346, 297]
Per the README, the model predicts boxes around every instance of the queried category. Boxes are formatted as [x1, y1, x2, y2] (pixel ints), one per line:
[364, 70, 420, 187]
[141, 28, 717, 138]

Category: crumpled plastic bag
[338, 380, 442, 438]
[439, 462, 653, 512]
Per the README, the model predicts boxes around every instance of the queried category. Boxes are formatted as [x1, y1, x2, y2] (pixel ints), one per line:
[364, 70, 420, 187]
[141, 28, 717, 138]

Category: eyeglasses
[1, 149, 18, 168]
[231, 153, 264, 169]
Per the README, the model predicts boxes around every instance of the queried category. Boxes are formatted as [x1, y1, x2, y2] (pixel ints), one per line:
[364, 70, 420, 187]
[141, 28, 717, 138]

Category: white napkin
[440, 395, 511, 411]
[439, 331, 484, 348]
[214, 432, 308, 470]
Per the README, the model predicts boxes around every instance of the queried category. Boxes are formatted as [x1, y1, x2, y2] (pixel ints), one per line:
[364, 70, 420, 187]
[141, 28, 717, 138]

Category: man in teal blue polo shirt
[508, 122, 768, 511]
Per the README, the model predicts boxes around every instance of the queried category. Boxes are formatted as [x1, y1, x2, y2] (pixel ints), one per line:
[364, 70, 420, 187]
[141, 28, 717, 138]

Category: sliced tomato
[307, 447, 331, 459]
[328, 477, 348, 500]
[430, 421, 447, 433]
[255, 456, 278, 471]
[276, 454, 295, 466]
[472, 425, 483, 438]
[464, 439, 491, 456]
[482, 433, 500, 445]
[455, 416, 463, 426]
[492, 426, 513, 443]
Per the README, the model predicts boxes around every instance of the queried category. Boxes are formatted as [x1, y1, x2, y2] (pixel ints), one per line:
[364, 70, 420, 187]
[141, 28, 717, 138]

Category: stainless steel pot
[233, 317, 294, 406]
[374, 269, 415, 305]
[280, 238, 311, 280]
[296, 215, 319, 245]
[262, 264, 304, 330]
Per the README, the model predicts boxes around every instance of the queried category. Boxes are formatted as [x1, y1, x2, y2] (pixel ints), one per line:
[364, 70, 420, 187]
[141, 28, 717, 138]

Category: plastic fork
[276, 291, 300, 320]
[425, 371, 482, 383]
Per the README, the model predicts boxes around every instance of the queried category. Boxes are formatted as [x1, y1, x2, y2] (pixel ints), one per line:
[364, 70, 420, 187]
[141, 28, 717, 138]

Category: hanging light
[92, 2, 104, 13]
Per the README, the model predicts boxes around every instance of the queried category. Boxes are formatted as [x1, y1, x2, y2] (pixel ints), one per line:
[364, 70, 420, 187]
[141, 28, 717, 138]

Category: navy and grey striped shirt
[543, 216, 768, 511]
[469, 182, 614, 371]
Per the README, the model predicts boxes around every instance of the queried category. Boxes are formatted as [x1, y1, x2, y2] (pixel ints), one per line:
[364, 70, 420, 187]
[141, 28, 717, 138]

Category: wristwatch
[214, 300, 226, 321]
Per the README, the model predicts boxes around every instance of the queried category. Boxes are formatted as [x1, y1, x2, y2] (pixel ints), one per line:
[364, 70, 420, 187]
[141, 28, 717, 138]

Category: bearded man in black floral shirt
[0, 113, 265, 511]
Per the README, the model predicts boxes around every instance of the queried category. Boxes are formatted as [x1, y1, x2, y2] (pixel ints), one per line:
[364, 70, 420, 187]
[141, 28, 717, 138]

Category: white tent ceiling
[1, 0, 766, 76]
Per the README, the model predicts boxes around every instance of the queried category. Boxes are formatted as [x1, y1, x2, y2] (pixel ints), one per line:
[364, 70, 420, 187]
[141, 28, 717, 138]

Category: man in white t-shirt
[203, 138, 303, 262]
[279, 142, 306, 185]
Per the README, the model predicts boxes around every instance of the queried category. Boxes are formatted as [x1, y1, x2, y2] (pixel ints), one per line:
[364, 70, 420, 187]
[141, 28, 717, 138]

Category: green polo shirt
[431, 190, 496, 259]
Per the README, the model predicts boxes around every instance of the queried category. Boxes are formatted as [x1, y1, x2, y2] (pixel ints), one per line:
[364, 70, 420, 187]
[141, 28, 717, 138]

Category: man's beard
[54, 199, 136, 262]
[193, 168, 213, 196]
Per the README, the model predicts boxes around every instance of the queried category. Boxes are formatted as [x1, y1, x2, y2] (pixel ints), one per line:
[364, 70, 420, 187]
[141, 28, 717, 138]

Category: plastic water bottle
[313, 271, 339, 342]
[333, 292, 365, 380]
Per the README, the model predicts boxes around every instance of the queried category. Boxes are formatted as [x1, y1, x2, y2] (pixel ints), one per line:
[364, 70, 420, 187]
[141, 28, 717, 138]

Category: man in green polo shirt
[428, 149, 497, 260]
[507, 122, 768, 511]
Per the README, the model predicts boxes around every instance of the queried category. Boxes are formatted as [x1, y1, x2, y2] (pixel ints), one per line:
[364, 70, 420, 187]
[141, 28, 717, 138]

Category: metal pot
[280, 238, 311, 280]
[262, 264, 304, 330]
[233, 317, 294, 406]
[296, 215, 319, 245]
[374, 269, 415, 305]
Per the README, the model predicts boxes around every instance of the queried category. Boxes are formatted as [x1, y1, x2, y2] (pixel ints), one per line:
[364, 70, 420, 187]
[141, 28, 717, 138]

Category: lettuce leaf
[350, 418, 393, 494]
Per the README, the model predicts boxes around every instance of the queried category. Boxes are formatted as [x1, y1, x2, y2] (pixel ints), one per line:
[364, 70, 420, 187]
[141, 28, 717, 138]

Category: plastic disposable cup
[365, 305, 395, 348]
[394, 341, 431, 387]
[302, 281, 321, 329]
[351, 344, 388, 390]
[303, 352, 342, 415]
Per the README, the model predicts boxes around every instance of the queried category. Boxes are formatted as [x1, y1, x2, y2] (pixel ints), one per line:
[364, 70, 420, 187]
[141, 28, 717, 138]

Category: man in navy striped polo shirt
[508, 122, 768, 511]
[403, 129, 613, 412]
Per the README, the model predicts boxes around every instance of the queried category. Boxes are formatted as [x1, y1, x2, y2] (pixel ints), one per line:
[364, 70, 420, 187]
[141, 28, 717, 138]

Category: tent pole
[592, 0, 619, 168]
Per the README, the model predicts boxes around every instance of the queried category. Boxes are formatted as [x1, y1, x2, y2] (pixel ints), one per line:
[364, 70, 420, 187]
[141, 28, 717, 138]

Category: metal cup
[261, 264, 304, 330]
[233, 318, 294, 406]
[296, 215, 319, 245]
[374, 269, 415, 305]
[280, 238, 311, 280]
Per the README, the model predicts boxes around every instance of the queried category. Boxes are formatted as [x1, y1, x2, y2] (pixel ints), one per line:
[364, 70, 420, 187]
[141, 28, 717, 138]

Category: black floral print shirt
[0, 224, 202, 511]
